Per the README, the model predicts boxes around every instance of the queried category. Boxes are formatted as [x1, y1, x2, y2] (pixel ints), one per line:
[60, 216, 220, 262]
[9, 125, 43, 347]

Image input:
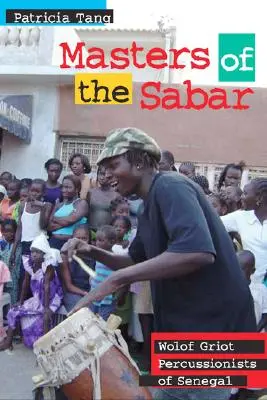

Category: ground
[0, 343, 40, 400]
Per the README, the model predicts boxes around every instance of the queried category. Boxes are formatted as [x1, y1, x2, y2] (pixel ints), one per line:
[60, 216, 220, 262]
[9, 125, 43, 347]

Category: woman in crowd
[178, 161, 196, 178]
[221, 178, 267, 283]
[60, 224, 94, 312]
[217, 162, 244, 191]
[44, 159, 63, 205]
[69, 153, 94, 200]
[159, 150, 177, 172]
[88, 165, 118, 232]
[48, 175, 88, 250]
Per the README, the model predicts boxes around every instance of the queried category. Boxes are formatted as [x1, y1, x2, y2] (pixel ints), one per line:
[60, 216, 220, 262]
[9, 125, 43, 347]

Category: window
[58, 136, 105, 173]
[248, 168, 267, 181]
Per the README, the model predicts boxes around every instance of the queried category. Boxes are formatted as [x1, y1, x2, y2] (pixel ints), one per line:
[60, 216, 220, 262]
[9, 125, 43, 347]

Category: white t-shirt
[221, 210, 267, 282]
[250, 282, 267, 326]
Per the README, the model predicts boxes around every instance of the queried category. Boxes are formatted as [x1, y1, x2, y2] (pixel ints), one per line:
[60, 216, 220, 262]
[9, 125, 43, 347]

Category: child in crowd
[12, 185, 30, 224]
[238, 250, 267, 332]
[110, 205, 142, 348]
[230, 251, 267, 400]
[111, 197, 137, 242]
[0, 172, 13, 190]
[90, 225, 117, 321]
[0, 233, 63, 351]
[111, 216, 133, 342]
[111, 215, 132, 254]
[159, 150, 177, 172]
[220, 186, 243, 213]
[111, 216, 153, 371]
[208, 193, 228, 216]
[0, 179, 21, 222]
[61, 224, 94, 312]
[12, 179, 52, 257]
[20, 179, 32, 189]
[178, 162, 196, 178]
[19, 186, 30, 202]
[208, 193, 242, 251]
[0, 185, 7, 204]
[0, 219, 22, 305]
[111, 196, 130, 218]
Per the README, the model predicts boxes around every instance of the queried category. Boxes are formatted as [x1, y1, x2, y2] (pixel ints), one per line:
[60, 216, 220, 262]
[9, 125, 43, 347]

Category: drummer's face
[101, 155, 141, 197]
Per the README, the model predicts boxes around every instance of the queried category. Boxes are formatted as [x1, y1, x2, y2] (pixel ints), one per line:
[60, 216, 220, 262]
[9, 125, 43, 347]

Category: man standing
[63, 127, 256, 400]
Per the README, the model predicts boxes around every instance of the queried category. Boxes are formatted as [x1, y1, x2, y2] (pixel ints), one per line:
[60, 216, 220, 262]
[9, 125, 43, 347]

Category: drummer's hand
[61, 238, 92, 262]
[68, 273, 125, 317]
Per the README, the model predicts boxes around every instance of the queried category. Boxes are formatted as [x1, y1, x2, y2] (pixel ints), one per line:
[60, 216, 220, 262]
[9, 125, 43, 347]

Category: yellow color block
[74, 73, 133, 105]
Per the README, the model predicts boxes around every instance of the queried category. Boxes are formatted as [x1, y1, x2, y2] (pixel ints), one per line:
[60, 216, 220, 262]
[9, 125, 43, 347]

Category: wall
[0, 83, 57, 179]
[57, 83, 267, 167]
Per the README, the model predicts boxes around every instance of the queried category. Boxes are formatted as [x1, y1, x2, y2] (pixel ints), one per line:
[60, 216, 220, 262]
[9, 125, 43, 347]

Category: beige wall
[57, 83, 267, 167]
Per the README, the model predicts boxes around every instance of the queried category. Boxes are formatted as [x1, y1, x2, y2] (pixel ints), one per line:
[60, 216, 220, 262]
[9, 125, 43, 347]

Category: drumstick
[73, 255, 97, 278]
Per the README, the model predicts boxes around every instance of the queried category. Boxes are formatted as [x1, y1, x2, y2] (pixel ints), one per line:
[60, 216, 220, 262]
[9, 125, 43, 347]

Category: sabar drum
[33, 308, 152, 400]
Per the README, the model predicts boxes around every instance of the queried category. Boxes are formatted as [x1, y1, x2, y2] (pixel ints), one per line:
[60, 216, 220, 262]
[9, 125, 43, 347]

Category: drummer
[62, 127, 256, 400]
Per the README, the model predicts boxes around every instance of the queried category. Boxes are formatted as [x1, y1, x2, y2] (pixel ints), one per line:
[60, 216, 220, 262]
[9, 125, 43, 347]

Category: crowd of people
[0, 127, 266, 400]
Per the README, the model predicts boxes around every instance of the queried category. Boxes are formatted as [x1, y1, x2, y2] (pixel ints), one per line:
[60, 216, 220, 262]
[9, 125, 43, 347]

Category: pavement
[0, 343, 40, 400]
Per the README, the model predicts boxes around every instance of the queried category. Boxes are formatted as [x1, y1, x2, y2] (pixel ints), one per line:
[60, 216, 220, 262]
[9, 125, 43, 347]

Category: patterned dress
[7, 256, 63, 348]
[0, 240, 21, 305]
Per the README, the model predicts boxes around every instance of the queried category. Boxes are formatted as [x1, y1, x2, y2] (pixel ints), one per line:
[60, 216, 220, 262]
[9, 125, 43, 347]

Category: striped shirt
[91, 261, 114, 306]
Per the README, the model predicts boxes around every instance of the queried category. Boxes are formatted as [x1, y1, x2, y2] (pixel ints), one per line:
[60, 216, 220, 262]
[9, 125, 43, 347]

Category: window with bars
[248, 168, 267, 181]
[58, 136, 105, 173]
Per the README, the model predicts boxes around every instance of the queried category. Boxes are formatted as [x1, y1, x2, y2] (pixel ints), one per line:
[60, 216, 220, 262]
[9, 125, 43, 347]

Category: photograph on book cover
[0, 1, 267, 400]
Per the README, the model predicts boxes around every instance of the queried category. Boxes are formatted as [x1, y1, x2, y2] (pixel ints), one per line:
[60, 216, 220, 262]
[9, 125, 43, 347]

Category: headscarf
[0, 185, 7, 198]
[30, 233, 60, 268]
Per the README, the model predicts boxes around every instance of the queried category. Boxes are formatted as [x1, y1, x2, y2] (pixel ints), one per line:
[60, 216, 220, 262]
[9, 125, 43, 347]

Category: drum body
[33, 308, 152, 400]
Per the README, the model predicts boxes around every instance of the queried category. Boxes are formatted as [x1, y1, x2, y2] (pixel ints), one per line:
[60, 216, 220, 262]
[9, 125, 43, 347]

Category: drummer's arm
[61, 239, 134, 270]
[88, 246, 134, 270]
[61, 254, 88, 296]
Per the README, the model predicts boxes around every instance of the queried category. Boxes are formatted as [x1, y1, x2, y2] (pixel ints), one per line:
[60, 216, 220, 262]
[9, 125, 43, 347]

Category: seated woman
[48, 175, 88, 250]
[60, 224, 95, 312]
[0, 233, 63, 351]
